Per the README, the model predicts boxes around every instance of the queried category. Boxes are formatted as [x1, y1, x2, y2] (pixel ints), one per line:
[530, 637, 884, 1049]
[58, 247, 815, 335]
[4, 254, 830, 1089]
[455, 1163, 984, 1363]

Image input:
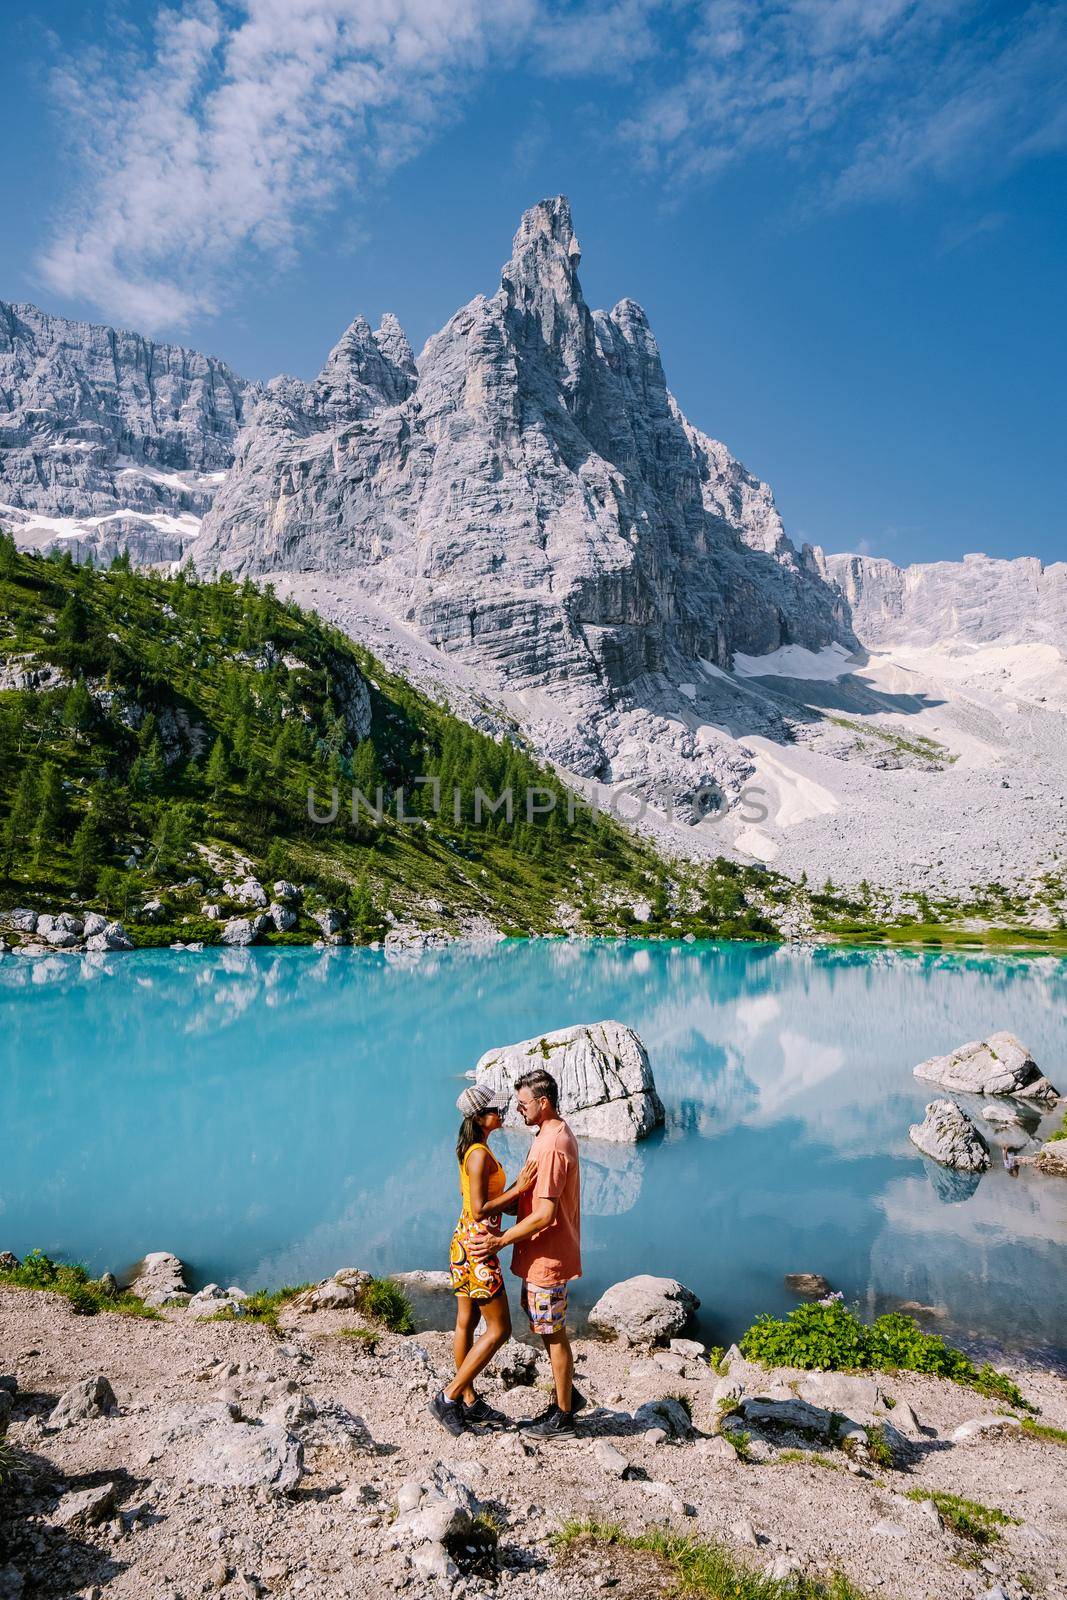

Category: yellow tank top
[459, 1142, 506, 1225]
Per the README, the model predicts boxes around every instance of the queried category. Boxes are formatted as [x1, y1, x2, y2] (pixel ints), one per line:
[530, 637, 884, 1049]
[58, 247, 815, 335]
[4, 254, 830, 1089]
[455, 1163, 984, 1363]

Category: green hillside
[0, 535, 778, 946]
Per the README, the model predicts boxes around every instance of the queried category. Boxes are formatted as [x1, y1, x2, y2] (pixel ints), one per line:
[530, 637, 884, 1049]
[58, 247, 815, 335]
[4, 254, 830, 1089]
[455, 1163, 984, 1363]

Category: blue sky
[2, 0, 1065, 567]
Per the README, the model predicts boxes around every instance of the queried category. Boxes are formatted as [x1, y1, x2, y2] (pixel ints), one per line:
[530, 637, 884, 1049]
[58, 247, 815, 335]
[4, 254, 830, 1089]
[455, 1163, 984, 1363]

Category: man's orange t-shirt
[510, 1117, 581, 1288]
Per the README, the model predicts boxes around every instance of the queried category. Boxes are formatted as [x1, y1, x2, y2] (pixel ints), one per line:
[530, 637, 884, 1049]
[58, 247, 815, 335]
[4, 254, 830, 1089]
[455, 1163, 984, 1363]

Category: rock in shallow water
[475, 1020, 664, 1142]
[909, 1099, 991, 1171]
[914, 1031, 1058, 1102]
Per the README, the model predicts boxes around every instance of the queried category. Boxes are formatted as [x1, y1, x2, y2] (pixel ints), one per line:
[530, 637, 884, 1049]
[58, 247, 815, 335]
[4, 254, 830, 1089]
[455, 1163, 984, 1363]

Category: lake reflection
[2, 941, 1065, 1356]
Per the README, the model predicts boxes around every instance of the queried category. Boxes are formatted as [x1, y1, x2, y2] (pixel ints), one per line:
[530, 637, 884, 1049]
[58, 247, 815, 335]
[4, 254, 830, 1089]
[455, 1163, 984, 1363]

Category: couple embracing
[429, 1068, 584, 1440]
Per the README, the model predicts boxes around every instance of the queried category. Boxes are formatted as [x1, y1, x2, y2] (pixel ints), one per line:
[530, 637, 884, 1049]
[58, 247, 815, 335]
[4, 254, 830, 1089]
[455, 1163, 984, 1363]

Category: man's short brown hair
[515, 1068, 559, 1110]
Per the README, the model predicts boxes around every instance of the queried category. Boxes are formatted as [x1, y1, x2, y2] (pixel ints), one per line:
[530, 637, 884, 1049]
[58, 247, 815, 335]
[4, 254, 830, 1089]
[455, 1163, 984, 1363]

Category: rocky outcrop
[1035, 1140, 1067, 1177]
[587, 1275, 699, 1344]
[909, 1099, 992, 1171]
[914, 1032, 1059, 1102]
[475, 1020, 664, 1142]
[125, 1251, 190, 1307]
[813, 548, 1067, 650]
[0, 299, 252, 564]
[195, 197, 853, 815]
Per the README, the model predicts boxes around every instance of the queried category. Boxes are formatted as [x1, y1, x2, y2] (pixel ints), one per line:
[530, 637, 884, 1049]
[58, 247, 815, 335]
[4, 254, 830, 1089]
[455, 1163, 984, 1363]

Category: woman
[429, 1083, 536, 1436]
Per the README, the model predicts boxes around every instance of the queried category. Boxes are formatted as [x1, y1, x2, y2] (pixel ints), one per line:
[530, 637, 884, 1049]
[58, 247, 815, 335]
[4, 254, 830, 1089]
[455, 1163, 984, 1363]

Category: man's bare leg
[542, 1326, 573, 1412]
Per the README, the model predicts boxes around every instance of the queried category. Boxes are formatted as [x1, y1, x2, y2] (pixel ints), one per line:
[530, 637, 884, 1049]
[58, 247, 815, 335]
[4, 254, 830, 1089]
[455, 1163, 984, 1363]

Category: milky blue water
[3, 941, 1066, 1358]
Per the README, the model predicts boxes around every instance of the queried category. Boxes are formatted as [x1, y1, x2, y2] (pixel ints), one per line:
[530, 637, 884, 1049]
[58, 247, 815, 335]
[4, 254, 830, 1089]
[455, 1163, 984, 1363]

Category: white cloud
[620, 0, 1067, 208]
[38, 0, 538, 331]
[35, 0, 1066, 332]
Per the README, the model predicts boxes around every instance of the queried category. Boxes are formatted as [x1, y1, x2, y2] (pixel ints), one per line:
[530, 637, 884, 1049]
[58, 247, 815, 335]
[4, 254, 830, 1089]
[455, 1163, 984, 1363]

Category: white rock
[269, 902, 297, 932]
[476, 1020, 664, 1142]
[632, 1397, 692, 1439]
[126, 1251, 189, 1307]
[914, 1032, 1058, 1102]
[592, 1441, 629, 1478]
[951, 1415, 1023, 1442]
[47, 1375, 118, 1429]
[221, 917, 256, 947]
[588, 1275, 699, 1343]
[731, 1518, 759, 1547]
[81, 911, 107, 937]
[909, 1099, 991, 1171]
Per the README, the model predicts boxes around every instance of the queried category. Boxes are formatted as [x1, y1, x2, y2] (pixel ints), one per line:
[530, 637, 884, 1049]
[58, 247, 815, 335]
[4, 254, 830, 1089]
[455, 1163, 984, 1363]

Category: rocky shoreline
[2, 1271, 1067, 1600]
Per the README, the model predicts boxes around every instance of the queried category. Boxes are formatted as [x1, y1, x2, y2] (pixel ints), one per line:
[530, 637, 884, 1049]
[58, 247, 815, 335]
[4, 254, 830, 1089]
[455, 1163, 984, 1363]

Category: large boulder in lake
[914, 1032, 1059, 1102]
[909, 1100, 991, 1172]
[475, 1021, 664, 1142]
[588, 1274, 699, 1344]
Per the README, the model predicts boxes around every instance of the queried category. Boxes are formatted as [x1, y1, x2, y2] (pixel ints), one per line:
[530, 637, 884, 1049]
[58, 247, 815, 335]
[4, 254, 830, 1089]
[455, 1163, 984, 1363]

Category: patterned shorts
[449, 1218, 503, 1301]
[521, 1281, 569, 1335]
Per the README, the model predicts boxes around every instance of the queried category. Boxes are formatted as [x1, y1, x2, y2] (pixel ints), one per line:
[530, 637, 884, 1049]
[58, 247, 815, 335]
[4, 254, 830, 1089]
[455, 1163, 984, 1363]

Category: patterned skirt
[449, 1216, 503, 1301]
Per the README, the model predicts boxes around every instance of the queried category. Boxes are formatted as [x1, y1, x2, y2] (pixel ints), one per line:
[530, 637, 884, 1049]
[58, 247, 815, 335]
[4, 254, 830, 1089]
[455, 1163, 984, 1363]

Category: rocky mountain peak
[499, 195, 593, 399]
[315, 312, 417, 419]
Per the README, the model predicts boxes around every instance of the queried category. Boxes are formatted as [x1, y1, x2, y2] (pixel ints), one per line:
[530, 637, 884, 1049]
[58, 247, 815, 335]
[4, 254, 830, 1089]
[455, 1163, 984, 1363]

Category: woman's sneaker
[428, 1390, 468, 1437]
[462, 1396, 511, 1430]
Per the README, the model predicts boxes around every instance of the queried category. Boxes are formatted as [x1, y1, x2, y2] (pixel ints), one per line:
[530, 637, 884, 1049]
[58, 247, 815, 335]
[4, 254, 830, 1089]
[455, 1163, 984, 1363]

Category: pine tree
[70, 811, 105, 894]
[2, 762, 39, 874]
[205, 736, 229, 799]
[63, 677, 93, 735]
[0, 529, 17, 576]
[30, 762, 65, 871]
[55, 592, 89, 645]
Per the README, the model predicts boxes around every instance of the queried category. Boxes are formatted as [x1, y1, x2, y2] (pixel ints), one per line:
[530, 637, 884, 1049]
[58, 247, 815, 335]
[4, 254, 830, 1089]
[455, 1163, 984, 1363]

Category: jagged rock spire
[500, 196, 593, 398]
[316, 312, 417, 419]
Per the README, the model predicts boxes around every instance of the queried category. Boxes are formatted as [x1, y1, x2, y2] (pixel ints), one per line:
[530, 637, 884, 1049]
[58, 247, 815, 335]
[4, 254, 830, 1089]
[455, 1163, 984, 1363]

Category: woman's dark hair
[457, 1113, 490, 1165]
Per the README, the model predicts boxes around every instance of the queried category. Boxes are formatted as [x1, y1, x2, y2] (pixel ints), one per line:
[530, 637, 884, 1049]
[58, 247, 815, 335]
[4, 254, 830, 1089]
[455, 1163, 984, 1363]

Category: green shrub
[358, 1277, 415, 1335]
[0, 1249, 158, 1319]
[864, 1425, 895, 1470]
[740, 1303, 1029, 1409]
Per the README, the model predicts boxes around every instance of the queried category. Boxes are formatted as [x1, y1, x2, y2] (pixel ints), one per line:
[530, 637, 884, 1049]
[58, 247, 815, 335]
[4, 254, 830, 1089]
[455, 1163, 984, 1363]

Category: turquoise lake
[3, 940, 1066, 1358]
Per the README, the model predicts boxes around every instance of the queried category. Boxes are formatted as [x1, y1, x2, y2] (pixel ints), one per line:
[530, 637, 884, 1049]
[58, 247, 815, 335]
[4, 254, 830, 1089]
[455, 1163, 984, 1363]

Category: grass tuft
[864, 1425, 895, 1470]
[904, 1490, 1018, 1545]
[553, 1521, 869, 1600]
[357, 1276, 415, 1335]
[1021, 1417, 1067, 1447]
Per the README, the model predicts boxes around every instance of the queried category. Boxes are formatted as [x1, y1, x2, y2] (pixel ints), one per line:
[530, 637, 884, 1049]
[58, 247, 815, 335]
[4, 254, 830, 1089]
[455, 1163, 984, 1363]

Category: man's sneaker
[518, 1386, 588, 1429]
[462, 1396, 512, 1430]
[523, 1405, 577, 1439]
[428, 1389, 467, 1437]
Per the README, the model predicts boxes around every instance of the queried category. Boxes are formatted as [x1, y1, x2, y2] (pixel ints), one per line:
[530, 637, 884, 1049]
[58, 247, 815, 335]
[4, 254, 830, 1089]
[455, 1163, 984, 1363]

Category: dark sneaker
[518, 1386, 587, 1429]
[462, 1396, 512, 1430]
[429, 1389, 467, 1437]
[523, 1405, 577, 1439]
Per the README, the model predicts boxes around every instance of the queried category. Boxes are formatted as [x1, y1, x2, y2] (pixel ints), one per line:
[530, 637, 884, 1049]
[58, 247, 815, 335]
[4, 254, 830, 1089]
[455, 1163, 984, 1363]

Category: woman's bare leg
[445, 1291, 512, 1404]
[453, 1295, 479, 1398]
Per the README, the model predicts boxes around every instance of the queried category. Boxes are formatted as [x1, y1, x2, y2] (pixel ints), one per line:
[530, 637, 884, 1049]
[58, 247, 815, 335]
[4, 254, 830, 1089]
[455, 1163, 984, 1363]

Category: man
[470, 1067, 584, 1437]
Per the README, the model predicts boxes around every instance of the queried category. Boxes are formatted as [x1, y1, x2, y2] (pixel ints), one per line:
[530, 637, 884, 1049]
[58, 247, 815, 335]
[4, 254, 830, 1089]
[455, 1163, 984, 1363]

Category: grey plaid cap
[456, 1083, 503, 1118]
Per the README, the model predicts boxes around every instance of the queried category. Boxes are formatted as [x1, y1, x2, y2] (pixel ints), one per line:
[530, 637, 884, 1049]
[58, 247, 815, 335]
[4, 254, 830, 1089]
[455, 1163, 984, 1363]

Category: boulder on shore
[1035, 1140, 1067, 1177]
[914, 1032, 1059, 1102]
[126, 1251, 190, 1307]
[475, 1020, 665, 1142]
[587, 1274, 699, 1344]
[909, 1100, 991, 1172]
